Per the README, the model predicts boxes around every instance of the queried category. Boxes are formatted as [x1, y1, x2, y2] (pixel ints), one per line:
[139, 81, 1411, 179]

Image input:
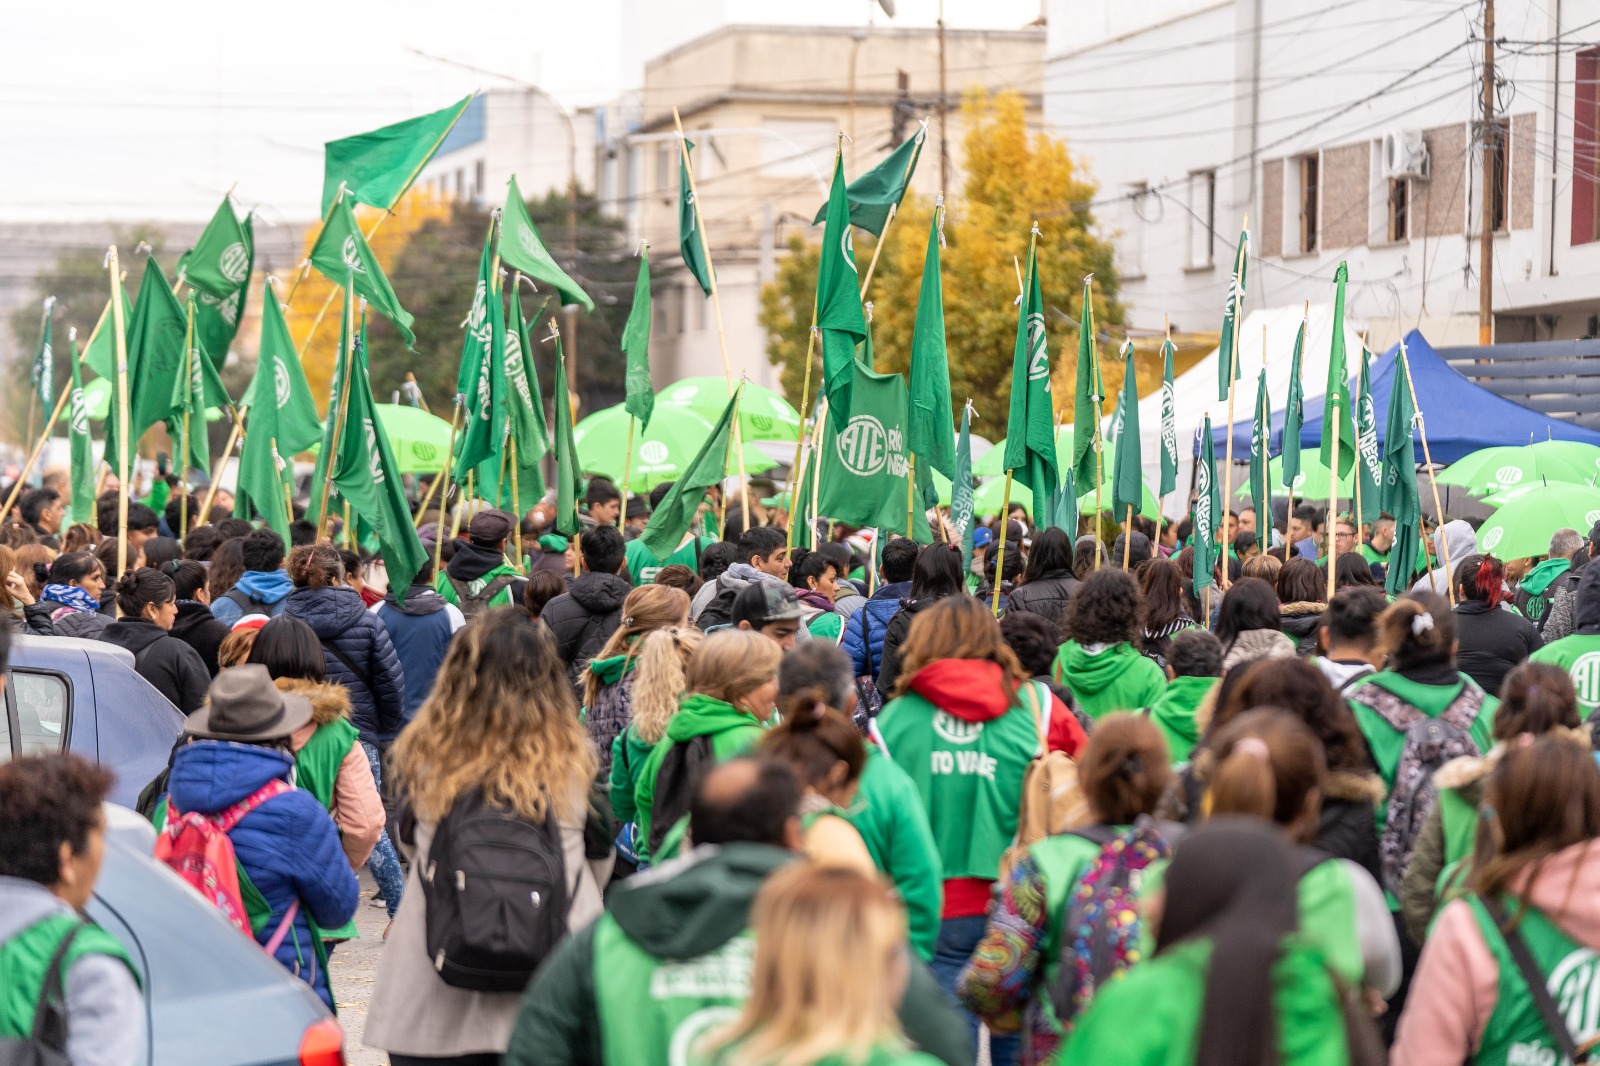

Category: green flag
[454, 231, 505, 480]
[190, 214, 254, 369]
[1321, 261, 1356, 477]
[1070, 277, 1103, 488]
[1282, 315, 1307, 491]
[1355, 348, 1382, 524]
[1159, 338, 1178, 497]
[82, 288, 127, 382]
[67, 336, 94, 525]
[621, 250, 654, 428]
[234, 401, 295, 541]
[1249, 368, 1271, 524]
[951, 402, 976, 573]
[330, 315, 428, 600]
[321, 95, 474, 215]
[1218, 227, 1248, 401]
[641, 388, 739, 560]
[179, 197, 251, 299]
[1112, 342, 1144, 522]
[478, 283, 548, 518]
[240, 289, 322, 453]
[809, 124, 925, 236]
[309, 196, 415, 346]
[307, 285, 357, 527]
[816, 151, 867, 431]
[104, 256, 184, 468]
[678, 139, 714, 298]
[1002, 237, 1059, 524]
[1193, 415, 1221, 601]
[498, 175, 594, 312]
[31, 299, 54, 410]
[165, 298, 228, 475]
[552, 331, 582, 536]
[1045, 470, 1078, 536]
[1381, 343, 1422, 596]
[816, 362, 930, 539]
[1106, 387, 1125, 453]
[907, 207, 953, 484]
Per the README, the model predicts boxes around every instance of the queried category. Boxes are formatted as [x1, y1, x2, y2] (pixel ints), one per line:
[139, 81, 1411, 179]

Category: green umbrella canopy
[1082, 478, 1159, 521]
[1477, 483, 1600, 561]
[1235, 452, 1354, 502]
[973, 425, 1076, 478]
[654, 377, 802, 443]
[1437, 442, 1600, 496]
[573, 403, 777, 492]
[307, 403, 450, 475]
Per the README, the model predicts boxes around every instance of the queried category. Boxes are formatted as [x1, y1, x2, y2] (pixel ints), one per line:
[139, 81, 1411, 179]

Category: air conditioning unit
[1382, 129, 1431, 181]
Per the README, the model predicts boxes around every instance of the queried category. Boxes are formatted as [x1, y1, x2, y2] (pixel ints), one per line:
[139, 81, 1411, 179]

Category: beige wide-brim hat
[184, 664, 313, 742]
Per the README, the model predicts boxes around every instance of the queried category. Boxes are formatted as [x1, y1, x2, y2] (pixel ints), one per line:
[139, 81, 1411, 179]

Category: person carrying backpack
[161, 665, 359, 1010]
[209, 528, 294, 626]
[435, 509, 528, 618]
[957, 715, 1175, 1066]
[1393, 738, 1600, 1066]
[366, 609, 613, 1065]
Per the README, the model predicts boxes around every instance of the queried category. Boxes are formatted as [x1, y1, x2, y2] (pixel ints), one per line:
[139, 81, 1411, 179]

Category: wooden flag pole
[1325, 415, 1341, 603]
[314, 289, 357, 539]
[992, 472, 1014, 615]
[108, 246, 132, 589]
[809, 400, 828, 550]
[1093, 434, 1105, 567]
[1400, 339, 1457, 606]
[199, 409, 246, 522]
[509, 435, 524, 570]
[857, 134, 922, 300]
[786, 318, 819, 549]
[1123, 504, 1134, 569]
[0, 384, 72, 527]
[619, 415, 636, 530]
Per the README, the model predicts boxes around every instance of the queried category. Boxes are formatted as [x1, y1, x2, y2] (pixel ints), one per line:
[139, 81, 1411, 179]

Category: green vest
[294, 718, 361, 940]
[1468, 896, 1600, 1066]
[1, 914, 139, 1040]
[1296, 859, 1362, 987]
[591, 914, 754, 1064]
[1532, 634, 1600, 719]
[876, 687, 1040, 880]
[435, 563, 519, 609]
[1438, 785, 1482, 872]
[624, 536, 716, 586]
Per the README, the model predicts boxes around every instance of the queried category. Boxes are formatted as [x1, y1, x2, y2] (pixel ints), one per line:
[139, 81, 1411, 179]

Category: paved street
[331, 869, 389, 1066]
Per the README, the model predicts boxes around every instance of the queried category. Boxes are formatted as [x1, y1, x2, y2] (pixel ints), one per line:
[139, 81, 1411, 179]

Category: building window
[1388, 178, 1409, 241]
[1186, 171, 1215, 269]
[1488, 118, 1510, 234]
[1575, 49, 1600, 245]
[1298, 154, 1320, 254]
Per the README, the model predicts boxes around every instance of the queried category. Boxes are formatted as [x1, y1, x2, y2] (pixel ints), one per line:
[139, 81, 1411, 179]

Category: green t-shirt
[1467, 896, 1600, 1066]
[1531, 633, 1600, 719]
[846, 748, 943, 962]
[624, 535, 718, 586]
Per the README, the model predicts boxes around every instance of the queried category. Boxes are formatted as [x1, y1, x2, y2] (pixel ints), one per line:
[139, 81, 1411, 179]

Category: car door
[3, 662, 74, 761]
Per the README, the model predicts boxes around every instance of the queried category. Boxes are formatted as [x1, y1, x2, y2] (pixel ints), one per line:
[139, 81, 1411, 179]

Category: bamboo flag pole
[509, 435, 524, 569]
[1123, 504, 1134, 569]
[0, 382, 71, 526]
[109, 246, 132, 587]
[857, 123, 923, 300]
[786, 319, 819, 549]
[810, 399, 828, 550]
[1219, 214, 1247, 589]
[1400, 337, 1457, 606]
[619, 416, 635, 530]
[992, 473, 1014, 615]
[314, 290, 358, 539]
[672, 106, 752, 529]
[199, 413, 244, 522]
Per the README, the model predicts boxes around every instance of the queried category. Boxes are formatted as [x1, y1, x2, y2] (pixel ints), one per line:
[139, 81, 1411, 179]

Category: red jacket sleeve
[1047, 694, 1087, 758]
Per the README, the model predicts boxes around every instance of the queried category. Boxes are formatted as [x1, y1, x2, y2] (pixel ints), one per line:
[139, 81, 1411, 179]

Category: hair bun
[31, 562, 49, 584]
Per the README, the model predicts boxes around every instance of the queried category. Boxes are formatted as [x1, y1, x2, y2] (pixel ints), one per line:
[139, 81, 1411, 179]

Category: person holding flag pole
[1217, 220, 1248, 586]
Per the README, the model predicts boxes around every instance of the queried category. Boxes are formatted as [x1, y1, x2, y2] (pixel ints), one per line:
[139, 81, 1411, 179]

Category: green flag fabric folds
[1003, 238, 1059, 524]
[809, 125, 925, 237]
[236, 295, 322, 540]
[499, 175, 594, 312]
[180, 197, 251, 300]
[321, 95, 473, 215]
[1218, 227, 1248, 401]
[641, 387, 740, 559]
[307, 287, 357, 527]
[1321, 261, 1356, 477]
[952, 402, 976, 576]
[166, 299, 230, 475]
[82, 289, 126, 382]
[309, 197, 415, 346]
[678, 140, 714, 298]
[816, 362, 930, 539]
[1159, 338, 1178, 498]
[1381, 344, 1422, 596]
[1355, 348, 1382, 524]
[454, 232, 506, 480]
[907, 208, 953, 484]
[105, 256, 185, 468]
[621, 250, 654, 429]
[1249, 367, 1271, 524]
[1282, 315, 1307, 491]
[1070, 278, 1102, 489]
[1193, 415, 1221, 601]
[552, 332, 582, 537]
[190, 214, 254, 369]
[1112, 342, 1144, 523]
[67, 337, 94, 524]
[816, 152, 867, 431]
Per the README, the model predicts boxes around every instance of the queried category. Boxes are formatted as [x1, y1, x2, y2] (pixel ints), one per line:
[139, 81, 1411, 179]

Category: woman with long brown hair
[583, 584, 691, 781]
[365, 608, 611, 1065]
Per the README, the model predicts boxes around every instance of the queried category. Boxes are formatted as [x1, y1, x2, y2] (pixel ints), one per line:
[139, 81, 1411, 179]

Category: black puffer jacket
[2, 603, 56, 635]
[541, 571, 633, 686]
[875, 596, 948, 697]
[282, 585, 406, 746]
[170, 600, 229, 677]
[1279, 601, 1325, 655]
[99, 617, 210, 715]
[1454, 599, 1543, 697]
[1003, 570, 1081, 626]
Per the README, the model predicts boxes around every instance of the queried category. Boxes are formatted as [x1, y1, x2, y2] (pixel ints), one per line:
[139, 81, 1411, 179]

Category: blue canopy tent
[1209, 329, 1600, 463]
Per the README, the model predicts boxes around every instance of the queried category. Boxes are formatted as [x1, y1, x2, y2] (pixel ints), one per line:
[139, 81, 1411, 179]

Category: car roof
[10, 633, 136, 668]
[106, 802, 157, 849]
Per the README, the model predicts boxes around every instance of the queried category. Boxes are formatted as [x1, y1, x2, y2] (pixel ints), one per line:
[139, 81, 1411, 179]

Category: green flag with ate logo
[1355, 347, 1383, 524]
[621, 250, 654, 429]
[816, 151, 867, 431]
[1321, 261, 1356, 478]
[816, 362, 929, 539]
[552, 331, 582, 537]
[499, 175, 593, 312]
[179, 197, 251, 300]
[1070, 277, 1103, 489]
[104, 256, 184, 469]
[31, 300, 53, 410]
[309, 196, 415, 346]
[67, 337, 94, 525]
[641, 388, 738, 560]
[1112, 341, 1143, 523]
[478, 281, 549, 516]
[236, 294, 320, 540]
[1003, 237, 1058, 524]
[321, 95, 473, 215]
[952, 402, 976, 573]
[1282, 314, 1307, 491]
[1193, 415, 1221, 601]
[1159, 338, 1178, 497]
[189, 214, 253, 369]
[454, 230, 505, 481]
[1218, 227, 1248, 401]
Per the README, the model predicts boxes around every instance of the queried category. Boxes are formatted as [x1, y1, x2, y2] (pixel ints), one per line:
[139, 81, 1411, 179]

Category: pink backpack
[155, 780, 292, 938]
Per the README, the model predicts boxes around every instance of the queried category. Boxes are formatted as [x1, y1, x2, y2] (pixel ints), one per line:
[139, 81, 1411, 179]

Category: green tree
[760, 90, 1126, 439]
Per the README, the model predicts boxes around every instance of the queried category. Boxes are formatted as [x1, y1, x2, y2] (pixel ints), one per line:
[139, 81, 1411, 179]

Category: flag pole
[906, 455, 916, 539]
[199, 410, 245, 522]
[509, 435, 524, 569]
[619, 415, 635, 531]
[786, 318, 819, 549]
[0, 384, 72, 526]
[1123, 504, 1134, 569]
[1400, 338, 1457, 606]
[1219, 214, 1246, 589]
[315, 288, 357, 539]
[108, 246, 132, 588]
[992, 472, 1013, 615]
[809, 400, 827, 550]
[272, 438, 294, 531]
[420, 399, 463, 527]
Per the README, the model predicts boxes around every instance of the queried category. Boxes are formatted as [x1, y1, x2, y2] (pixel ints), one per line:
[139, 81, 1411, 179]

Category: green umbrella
[573, 403, 777, 491]
[307, 403, 450, 475]
[655, 377, 802, 443]
[1477, 483, 1600, 560]
[973, 425, 1077, 478]
[1437, 442, 1600, 496]
[1235, 452, 1353, 501]
[1081, 478, 1159, 521]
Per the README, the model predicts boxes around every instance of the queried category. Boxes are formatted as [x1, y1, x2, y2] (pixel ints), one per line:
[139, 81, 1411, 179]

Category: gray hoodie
[1409, 519, 1479, 597]
[0, 877, 143, 1066]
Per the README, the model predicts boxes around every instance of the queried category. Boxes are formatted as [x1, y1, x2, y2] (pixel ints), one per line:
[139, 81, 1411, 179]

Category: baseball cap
[468, 508, 517, 547]
[731, 581, 803, 627]
[1113, 531, 1154, 567]
[972, 526, 994, 550]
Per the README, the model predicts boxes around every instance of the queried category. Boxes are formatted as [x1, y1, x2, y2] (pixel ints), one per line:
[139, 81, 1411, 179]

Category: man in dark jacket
[1542, 521, 1600, 641]
[541, 524, 632, 686]
[842, 535, 917, 677]
[504, 757, 971, 1066]
[375, 557, 464, 721]
[435, 508, 527, 615]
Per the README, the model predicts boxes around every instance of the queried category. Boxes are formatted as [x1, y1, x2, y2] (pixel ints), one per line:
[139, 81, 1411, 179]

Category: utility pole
[938, 0, 949, 193]
[1479, 0, 1496, 345]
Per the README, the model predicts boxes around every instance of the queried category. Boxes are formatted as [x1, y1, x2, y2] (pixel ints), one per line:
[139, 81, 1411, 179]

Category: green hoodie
[587, 653, 635, 687]
[609, 722, 658, 826]
[1146, 675, 1217, 763]
[634, 693, 766, 863]
[1052, 640, 1168, 720]
[1521, 556, 1572, 597]
[846, 747, 944, 962]
[503, 844, 971, 1066]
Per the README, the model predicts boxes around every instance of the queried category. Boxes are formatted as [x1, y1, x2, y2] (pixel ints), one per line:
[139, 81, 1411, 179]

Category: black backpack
[420, 789, 568, 992]
[647, 734, 718, 859]
[445, 573, 519, 620]
[695, 586, 739, 631]
[0, 924, 79, 1066]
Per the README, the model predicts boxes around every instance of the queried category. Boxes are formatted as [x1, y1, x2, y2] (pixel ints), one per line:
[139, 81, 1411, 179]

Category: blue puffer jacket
[282, 586, 406, 746]
[166, 741, 358, 1009]
[841, 580, 910, 677]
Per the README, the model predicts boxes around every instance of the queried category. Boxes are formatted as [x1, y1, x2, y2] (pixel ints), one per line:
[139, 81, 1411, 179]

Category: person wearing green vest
[505, 757, 971, 1066]
[1052, 568, 1167, 720]
[1531, 563, 1600, 719]
[634, 629, 781, 865]
[434, 508, 526, 614]
[1392, 737, 1600, 1065]
[1146, 629, 1224, 764]
[1361, 513, 1396, 572]
[1514, 530, 1581, 632]
[956, 715, 1176, 1066]
[0, 752, 143, 1065]
[1060, 820, 1380, 1066]
[1399, 662, 1585, 946]
[623, 483, 719, 585]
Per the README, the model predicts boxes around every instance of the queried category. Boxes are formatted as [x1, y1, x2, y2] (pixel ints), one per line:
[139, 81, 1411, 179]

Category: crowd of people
[5, 460, 1600, 1066]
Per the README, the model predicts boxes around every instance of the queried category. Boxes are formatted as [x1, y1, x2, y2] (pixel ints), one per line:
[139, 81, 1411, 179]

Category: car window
[8, 670, 70, 757]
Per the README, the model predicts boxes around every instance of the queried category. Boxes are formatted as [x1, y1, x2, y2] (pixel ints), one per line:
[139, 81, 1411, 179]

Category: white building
[416, 92, 599, 207]
[1045, 0, 1600, 349]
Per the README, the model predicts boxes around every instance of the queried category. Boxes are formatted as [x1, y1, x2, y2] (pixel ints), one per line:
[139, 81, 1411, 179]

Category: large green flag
[1044, 470, 1078, 536]
[1218, 227, 1248, 401]
[678, 140, 714, 298]
[31, 299, 54, 410]
[1112, 342, 1144, 523]
[165, 299, 230, 475]
[621, 250, 654, 428]
[476, 275, 551, 517]
[1193, 415, 1221, 601]
[190, 214, 254, 369]
[234, 403, 295, 542]
[82, 289, 126, 382]
[816, 151, 867, 431]
[808, 124, 925, 236]
[307, 285, 357, 527]
[908, 207, 953, 487]
[321, 95, 474, 215]
[329, 315, 428, 600]
[104, 256, 184, 468]
[499, 175, 594, 312]
[641, 388, 739, 560]
[552, 332, 582, 536]
[506, 284, 551, 465]
[1321, 261, 1356, 477]
[67, 336, 94, 525]
[309, 196, 415, 346]
[1381, 343, 1422, 596]
[454, 231, 505, 480]
[951, 402, 976, 574]
[1159, 338, 1178, 497]
[239, 289, 322, 453]
[816, 362, 930, 539]
[1003, 238, 1058, 524]
[1249, 367, 1271, 525]
[1282, 315, 1306, 491]
[1070, 278, 1103, 489]
[1355, 348, 1382, 524]
[179, 197, 251, 299]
